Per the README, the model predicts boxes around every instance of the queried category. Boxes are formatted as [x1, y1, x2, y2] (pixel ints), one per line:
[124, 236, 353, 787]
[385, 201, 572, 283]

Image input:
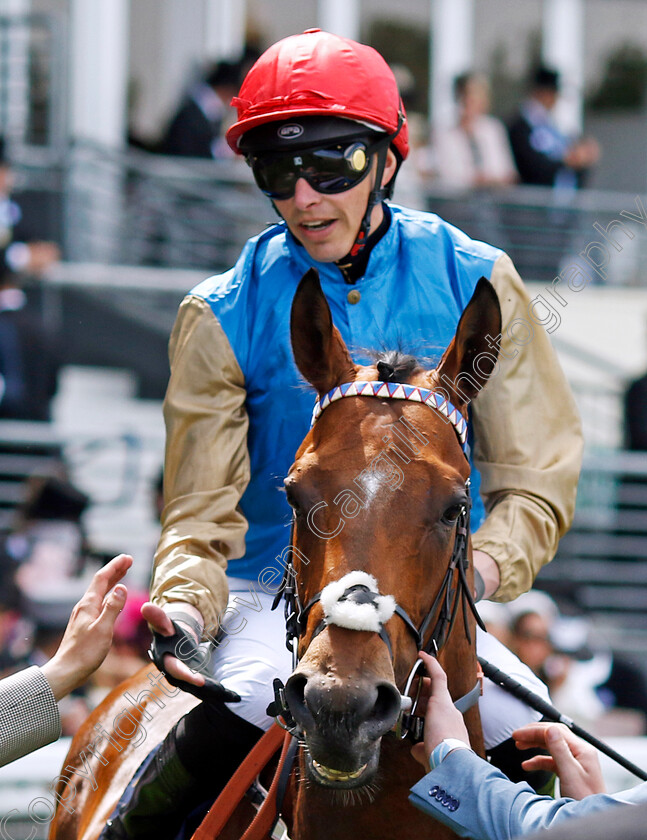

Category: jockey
[103, 30, 582, 839]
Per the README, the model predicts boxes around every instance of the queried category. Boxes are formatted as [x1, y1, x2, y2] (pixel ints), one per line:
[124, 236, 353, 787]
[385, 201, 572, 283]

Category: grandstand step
[538, 558, 647, 585]
[573, 508, 647, 532]
[616, 483, 647, 507]
[579, 586, 647, 612]
[0, 480, 29, 505]
[0, 453, 65, 478]
[558, 532, 647, 559]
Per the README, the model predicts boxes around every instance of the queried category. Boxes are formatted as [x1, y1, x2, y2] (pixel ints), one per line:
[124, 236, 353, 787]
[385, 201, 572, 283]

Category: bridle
[268, 381, 486, 739]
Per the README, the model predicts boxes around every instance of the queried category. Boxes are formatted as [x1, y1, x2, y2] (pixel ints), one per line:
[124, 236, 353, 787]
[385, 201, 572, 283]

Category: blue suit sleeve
[409, 749, 645, 840]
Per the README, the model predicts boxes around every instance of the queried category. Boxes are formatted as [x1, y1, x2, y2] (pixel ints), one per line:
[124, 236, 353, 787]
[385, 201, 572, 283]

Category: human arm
[148, 294, 250, 641]
[563, 137, 601, 172]
[409, 747, 642, 840]
[470, 253, 583, 601]
[0, 553, 131, 767]
[408, 654, 643, 840]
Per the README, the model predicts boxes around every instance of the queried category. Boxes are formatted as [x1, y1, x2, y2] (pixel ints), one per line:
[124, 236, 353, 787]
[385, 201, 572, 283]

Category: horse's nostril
[285, 673, 314, 728]
[368, 682, 402, 730]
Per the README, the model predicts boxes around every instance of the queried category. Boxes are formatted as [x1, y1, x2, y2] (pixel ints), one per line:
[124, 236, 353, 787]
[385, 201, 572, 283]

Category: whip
[478, 657, 647, 782]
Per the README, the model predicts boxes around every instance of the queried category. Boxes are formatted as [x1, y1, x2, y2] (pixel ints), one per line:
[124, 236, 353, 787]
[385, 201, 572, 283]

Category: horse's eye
[441, 504, 464, 526]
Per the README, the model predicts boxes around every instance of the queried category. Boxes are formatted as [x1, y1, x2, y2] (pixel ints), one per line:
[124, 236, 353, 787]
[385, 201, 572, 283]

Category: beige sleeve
[149, 295, 251, 632]
[470, 253, 583, 602]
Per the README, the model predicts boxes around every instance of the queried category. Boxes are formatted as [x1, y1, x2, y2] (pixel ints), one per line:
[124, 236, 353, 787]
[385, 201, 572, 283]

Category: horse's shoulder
[49, 667, 198, 840]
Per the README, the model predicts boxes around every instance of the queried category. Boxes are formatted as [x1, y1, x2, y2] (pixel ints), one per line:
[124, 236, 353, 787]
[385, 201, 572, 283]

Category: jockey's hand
[143, 601, 240, 704]
[472, 550, 500, 600]
[513, 722, 606, 799]
[410, 652, 470, 773]
[142, 602, 205, 687]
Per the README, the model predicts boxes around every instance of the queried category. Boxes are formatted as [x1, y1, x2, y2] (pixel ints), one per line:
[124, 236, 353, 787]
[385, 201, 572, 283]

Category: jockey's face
[273, 149, 397, 263]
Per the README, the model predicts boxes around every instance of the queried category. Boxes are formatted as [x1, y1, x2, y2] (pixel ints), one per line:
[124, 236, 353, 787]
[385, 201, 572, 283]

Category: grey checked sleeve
[0, 666, 61, 767]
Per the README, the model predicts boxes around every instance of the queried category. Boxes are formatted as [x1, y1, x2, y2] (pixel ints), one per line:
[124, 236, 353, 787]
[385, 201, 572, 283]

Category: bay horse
[49, 268, 501, 839]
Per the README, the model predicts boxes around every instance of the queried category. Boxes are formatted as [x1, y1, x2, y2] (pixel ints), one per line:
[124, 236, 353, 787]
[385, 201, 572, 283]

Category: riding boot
[102, 701, 263, 840]
[101, 723, 199, 840]
[487, 733, 556, 795]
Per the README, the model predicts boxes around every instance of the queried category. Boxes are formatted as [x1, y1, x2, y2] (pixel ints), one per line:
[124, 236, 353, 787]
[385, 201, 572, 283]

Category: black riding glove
[149, 618, 240, 705]
[473, 568, 486, 602]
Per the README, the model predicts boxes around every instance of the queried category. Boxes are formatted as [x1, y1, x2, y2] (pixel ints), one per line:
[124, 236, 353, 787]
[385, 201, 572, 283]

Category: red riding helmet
[226, 29, 409, 160]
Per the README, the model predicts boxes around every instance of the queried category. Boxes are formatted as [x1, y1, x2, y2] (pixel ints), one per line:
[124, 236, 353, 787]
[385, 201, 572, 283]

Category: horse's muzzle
[284, 667, 402, 787]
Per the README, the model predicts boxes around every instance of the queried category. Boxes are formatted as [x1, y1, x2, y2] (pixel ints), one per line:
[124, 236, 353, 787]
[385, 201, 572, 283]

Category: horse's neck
[292, 738, 462, 840]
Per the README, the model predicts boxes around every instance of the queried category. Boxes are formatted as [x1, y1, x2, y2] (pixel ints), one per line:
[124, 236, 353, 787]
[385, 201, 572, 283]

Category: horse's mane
[373, 350, 422, 384]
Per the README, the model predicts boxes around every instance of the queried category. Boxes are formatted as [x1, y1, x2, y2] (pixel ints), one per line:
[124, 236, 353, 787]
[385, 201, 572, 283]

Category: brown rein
[191, 723, 292, 840]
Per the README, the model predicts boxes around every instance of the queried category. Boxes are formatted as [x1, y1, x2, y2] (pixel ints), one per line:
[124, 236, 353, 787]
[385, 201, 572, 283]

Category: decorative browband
[310, 380, 469, 455]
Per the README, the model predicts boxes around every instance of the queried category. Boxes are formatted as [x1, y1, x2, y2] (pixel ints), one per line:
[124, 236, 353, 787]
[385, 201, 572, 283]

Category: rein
[268, 381, 486, 739]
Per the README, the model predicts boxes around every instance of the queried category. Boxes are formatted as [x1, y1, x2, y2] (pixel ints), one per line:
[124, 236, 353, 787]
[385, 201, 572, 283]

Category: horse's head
[280, 269, 501, 789]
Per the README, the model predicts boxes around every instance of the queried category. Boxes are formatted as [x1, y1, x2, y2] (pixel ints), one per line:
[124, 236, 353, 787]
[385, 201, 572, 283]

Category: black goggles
[245, 140, 379, 200]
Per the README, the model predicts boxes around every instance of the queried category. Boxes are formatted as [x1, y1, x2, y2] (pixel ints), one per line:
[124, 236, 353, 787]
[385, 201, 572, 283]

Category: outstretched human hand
[41, 553, 132, 700]
[410, 651, 471, 772]
[513, 722, 606, 800]
[141, 601, 206, 688]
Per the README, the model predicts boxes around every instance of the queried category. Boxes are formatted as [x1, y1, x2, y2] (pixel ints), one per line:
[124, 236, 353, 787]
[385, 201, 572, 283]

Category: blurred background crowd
[1, 0, 647, 831]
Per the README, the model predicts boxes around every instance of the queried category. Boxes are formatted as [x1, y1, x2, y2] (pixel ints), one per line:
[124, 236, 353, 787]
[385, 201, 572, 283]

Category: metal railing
[419, 182, 647, 287]
[11, 141, 647, 286]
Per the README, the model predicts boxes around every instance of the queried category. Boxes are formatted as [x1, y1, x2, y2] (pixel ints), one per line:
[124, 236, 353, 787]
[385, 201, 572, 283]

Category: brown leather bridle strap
[191, 723, 292, 840]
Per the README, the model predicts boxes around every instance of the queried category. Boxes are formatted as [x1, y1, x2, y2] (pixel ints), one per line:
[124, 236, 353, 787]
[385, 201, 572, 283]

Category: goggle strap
[349, 112, 403, 255]
[352, 142, 389, 256]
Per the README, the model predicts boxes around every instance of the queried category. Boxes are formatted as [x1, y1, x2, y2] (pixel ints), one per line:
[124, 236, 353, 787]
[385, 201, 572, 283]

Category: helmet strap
[347, 110, 405, 259]
[348, 144, 389, 258]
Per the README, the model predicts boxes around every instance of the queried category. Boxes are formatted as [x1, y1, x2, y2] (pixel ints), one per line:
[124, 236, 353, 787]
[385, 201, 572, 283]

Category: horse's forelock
[373, 351, 421, 384]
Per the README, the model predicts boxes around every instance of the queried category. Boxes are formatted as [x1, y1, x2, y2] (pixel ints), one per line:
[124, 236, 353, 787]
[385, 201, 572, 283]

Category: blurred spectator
[0, 137, 61, 277]
[508, 591, 647, 734]
[0, 138, 62, 421]
[158, 59, 243, 159]
[508, 591, 560, 684]
[0, 272, 61, 421]
[430, 72, 518, 189]
[4, 475, 90, 589]
[475, 599, 513, 646]
[507, 66, 601, 190]
[0, 570, 30, 676]
[508, 593, 607, 728]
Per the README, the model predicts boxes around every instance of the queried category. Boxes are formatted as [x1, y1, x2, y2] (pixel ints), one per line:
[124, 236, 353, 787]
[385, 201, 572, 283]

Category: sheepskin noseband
[320, 571, 396, 633]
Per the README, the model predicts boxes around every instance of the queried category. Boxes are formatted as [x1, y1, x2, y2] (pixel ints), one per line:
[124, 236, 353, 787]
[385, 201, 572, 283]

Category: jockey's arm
[470, 253, 583, 602]
[149, 295, 251, 645]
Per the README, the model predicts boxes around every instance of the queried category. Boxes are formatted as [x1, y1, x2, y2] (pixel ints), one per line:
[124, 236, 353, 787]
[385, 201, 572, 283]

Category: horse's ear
[290, 269, 356, 396]
[431, 277, 502, 410]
